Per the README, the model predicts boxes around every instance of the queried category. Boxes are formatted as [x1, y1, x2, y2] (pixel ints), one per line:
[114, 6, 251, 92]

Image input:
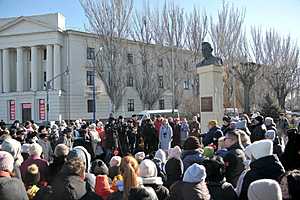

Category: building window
[86, 71, 94, 86]
[159, 99, 165, 110]
[87, 47, 95, 60]
[184, 80, 190, 90]
[127, 76, 133, 87]
[184, 60, 189, 71]
[43, 49, 47, 60]
[44, 72, 47, 82]
[29, 51, 31, 61]
[127, 53, 133, 64]
[87, 99, 95, 113]
[128, 99, 134, 112]
[158, 76, 164, 88]
[158, 58, 163, 67]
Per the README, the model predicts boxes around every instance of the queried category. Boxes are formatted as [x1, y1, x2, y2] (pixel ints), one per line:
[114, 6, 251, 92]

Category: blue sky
[0, 0, 299, 42]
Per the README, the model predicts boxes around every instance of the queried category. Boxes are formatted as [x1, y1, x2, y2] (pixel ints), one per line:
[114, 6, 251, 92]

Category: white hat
[139, 159, 158, 178]
[110, 156, 122, 167]
[245, 139, 273, 160]
[168, 146, 182, 160]
[135, 152, 145, 162]
[155, 149, 166, 164]
[1, 138, 23, 165]
[248, 179, 282, 200]
[29, 143, 43, 156]
[183, 163, 206, 183]
[0, 151, 14, 172]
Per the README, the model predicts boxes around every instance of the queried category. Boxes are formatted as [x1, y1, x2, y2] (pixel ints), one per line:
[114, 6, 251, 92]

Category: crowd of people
[0, 112, 300, 200]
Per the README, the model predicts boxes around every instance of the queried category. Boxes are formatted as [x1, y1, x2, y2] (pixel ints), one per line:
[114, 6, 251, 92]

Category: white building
[0, 13, 194, 123]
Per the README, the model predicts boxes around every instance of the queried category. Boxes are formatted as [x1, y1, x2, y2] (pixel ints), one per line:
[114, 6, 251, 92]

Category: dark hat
[183, 136, 201, 150]
[255, 115, 264, 123]
[118, 116, 123, 120]
[223, 116, 231, 123]
[91, 159, 109, 176]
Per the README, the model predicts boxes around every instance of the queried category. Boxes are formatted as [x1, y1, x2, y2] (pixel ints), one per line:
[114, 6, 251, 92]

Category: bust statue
[196, 42, 223, 67]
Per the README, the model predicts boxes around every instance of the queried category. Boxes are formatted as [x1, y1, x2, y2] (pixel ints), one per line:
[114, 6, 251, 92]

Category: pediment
[0, 17, 56, 36]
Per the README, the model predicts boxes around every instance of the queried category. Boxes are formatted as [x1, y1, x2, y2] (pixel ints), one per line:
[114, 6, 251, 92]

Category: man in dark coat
[223, 130, 246, 188]
[142, 119, 158, 154]
[250, 115, 267, 142]
[203, 120, 223, 147]
[239, 139, 285, 200]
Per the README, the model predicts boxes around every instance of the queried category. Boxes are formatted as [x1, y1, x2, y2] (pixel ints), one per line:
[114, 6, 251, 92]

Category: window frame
[128, 99, 135, 112]
[87, 99, 95, 113]
[87, 47, 95, 60]
[158, 75, 164, 88]
[127, 53, 133, 64]
[86, 70, 94, 86]
[159, 99, 165, 110]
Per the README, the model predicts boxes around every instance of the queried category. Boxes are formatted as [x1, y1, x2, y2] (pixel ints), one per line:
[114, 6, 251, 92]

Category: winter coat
[280, 132, 300, 170]
[20, 155, 49, 183]
[250, 124, 266, 143]
[239, 155, 285, 200]
[165, 158, 184, 188]
[48, 157, 66, 184]
[154, 120, 163, 138]
[104, 123, 118, 150]
[172, 124, 181, 147]
[169, 181, 210, 200]
[190, 121, 201, 137]
[142, 123, 157, 146]
[223, 143, 246, 187]
[207, 180, 238, 200]
[159, 124, 173, 151]
[128, 186, 158, 200]
[203, 126, 223, 147]
[180, 122, 190, 141]
[37, 139, 54, 162]
[89, 130, 101, 156]
[182, 149, 204, 172]
[0, 175, 29, 200]
[142, 177, 170, 200]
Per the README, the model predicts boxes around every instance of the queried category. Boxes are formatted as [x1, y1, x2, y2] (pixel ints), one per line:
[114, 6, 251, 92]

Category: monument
[196, 42, 224, 133]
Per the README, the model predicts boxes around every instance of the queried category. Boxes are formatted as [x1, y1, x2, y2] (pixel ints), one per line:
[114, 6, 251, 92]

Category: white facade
[0, 13, 194, 123]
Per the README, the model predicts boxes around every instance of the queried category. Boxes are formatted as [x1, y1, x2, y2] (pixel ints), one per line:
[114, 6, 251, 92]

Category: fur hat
[245, 139, 273, 160]
[183, 163, 206, 183]
[183, 136, 201, 150]
[168, 146, 182, 160]
[54, 144, 70, 158]
[110, 156, 122, 167]
[67, 146, 91, 172]
[248, 179, 282, 200]
[29, 143, 43, 157]
[0, 151, 14, 172]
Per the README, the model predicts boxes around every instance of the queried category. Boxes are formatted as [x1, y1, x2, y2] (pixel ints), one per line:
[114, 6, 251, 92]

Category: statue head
[201, 42, 213, 58]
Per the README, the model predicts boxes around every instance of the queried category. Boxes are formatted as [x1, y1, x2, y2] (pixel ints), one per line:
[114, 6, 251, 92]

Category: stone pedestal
[196, 64, 224, 133]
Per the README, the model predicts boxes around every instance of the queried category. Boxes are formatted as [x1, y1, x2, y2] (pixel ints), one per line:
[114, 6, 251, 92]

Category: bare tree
[210, 2, 245, 108]
[262, 29, 299, 110]
[130, 3, 166, 109]
[80, 0, 133, 113]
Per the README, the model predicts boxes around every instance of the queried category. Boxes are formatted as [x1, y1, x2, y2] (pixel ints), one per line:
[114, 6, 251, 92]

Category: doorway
[22, 103, 32, 122]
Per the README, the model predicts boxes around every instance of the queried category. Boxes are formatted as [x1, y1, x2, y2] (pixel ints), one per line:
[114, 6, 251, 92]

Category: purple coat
[20, 155, 49, 182]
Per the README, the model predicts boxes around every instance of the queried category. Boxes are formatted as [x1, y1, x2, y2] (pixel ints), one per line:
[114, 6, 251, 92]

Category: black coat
[250, 124, 266, 142]
[203, 126, 223, 147]
[144, 184, 169, 200]
[207, 181, 238, 200]
[223, 143, 245, 187]
[0, 176, 28, 200]
[239, 155, 285, 200]
[164, 158, 183, 188]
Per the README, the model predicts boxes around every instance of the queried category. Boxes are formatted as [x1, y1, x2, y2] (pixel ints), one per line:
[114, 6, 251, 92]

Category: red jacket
[154, 120, 163, 137]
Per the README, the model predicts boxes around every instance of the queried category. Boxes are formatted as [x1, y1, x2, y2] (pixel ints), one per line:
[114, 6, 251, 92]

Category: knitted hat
[54, 144, 69, 157]
[29, 143, 43, 156]
[168, 146, 182, 160]
[265, 130, 276, 141]
[154, 149, 166, 164]
[139, 159, 158, 178]
[203, 146, 215, 159]
[24, 164, 40, 186]
[135, 152, 146, 163]
[110, 156, 122, 167]
[183, 136, 201, 150]
[245, 139, 273, 160]
[183, 163, 206, 183]
[67, 146, 91, 172]
[248, 179, 282, 200]
[95, 175, 113, 197]
[91, 159, 109, 176]
[0, 151, 14, 172]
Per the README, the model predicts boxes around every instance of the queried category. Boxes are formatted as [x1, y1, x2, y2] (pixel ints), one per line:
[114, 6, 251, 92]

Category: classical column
[31, 46, 38, 91]
[53, 44, 61, 89]
[16, 47, 24, 92]
[46, 45, 53, 87]
[3, 49, 10, 93]
[0, 50, 2, 93]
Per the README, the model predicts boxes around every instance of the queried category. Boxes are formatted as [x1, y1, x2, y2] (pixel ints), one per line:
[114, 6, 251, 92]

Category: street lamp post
[45, 68, 69, 122]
